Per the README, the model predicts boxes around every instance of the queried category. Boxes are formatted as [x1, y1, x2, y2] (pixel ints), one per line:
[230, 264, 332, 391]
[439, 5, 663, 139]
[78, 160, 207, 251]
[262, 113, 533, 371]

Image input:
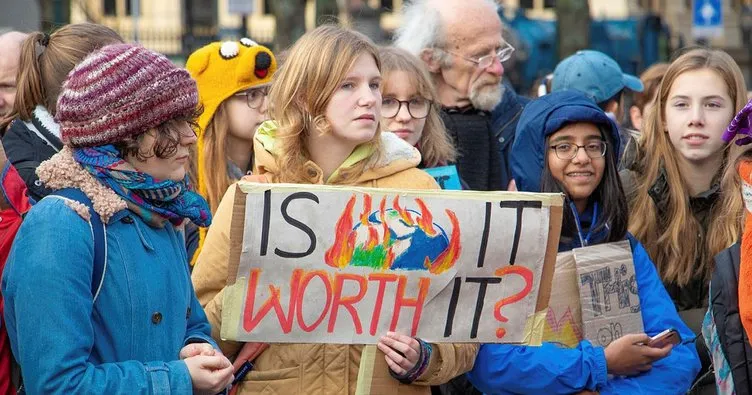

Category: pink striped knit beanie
[55, 43, 198, 147]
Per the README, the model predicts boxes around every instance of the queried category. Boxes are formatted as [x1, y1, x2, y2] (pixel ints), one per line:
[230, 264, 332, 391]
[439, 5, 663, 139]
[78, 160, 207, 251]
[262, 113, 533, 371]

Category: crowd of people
[0, 0, 751, 393]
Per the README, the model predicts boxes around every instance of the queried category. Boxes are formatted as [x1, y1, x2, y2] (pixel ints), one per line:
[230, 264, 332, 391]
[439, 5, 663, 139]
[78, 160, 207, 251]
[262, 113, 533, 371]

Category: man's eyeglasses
[549, 141, 608, 160]
[444, 43, 515, 69]
[234, 86, 269, 109]
[382, 97, 432, 119]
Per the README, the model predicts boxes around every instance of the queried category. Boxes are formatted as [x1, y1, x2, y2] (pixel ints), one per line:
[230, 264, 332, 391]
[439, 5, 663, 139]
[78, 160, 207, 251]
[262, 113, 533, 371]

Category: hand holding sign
[377, 332, 421, 375]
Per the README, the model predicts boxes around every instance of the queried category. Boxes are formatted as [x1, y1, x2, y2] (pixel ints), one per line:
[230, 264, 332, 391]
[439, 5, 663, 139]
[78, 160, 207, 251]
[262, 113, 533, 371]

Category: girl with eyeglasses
[378, 46, 456, 170]
[186, 39, 277, 264]
[468, 90, 700, 394]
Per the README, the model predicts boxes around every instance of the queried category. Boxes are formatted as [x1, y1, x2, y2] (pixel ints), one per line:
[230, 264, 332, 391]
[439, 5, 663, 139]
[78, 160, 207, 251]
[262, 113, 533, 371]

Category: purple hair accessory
[724, 99, 752, 145]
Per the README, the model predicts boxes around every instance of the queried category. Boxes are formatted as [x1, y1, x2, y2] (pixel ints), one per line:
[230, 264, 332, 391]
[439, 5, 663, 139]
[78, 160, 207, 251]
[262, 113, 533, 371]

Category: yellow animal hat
[186, 38, 276, 196]
[187, 38, 277, 132]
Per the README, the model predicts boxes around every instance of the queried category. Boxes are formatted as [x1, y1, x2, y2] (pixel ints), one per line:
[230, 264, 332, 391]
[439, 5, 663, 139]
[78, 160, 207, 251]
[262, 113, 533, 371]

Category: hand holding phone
[646, 328, 681, 348]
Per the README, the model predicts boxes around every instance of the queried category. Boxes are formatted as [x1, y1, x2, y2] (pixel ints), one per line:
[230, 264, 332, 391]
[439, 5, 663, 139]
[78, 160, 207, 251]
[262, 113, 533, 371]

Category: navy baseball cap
[552, 50, 643, 104]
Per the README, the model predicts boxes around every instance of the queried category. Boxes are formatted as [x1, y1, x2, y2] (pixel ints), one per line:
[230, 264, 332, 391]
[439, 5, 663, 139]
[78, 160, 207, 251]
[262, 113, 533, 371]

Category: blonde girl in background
[378, 46, 455, 169]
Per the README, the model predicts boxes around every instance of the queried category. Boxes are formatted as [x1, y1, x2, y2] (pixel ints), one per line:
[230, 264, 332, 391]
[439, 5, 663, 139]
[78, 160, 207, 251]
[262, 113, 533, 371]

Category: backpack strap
[50, 188, 107, 302]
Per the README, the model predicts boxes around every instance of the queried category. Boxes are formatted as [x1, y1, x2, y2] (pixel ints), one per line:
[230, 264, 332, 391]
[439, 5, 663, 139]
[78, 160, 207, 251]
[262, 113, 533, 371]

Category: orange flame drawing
[379, 197, 390, 247]
[324, 194, 357, 268]
[393, 196, 415, 226]
[360, 194, 372, 226]
[425, 210, 461, 274]
[415, 198, 437, 237]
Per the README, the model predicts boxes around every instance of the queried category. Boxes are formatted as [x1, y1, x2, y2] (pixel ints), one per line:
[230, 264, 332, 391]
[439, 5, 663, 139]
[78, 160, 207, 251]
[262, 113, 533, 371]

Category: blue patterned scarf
[73, 145, 211, 227]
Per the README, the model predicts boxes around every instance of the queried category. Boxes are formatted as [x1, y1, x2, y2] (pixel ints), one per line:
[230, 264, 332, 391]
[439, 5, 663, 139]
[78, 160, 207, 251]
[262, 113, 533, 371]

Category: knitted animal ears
[723, 98, 752, 145]
[186, 38, 276, 90]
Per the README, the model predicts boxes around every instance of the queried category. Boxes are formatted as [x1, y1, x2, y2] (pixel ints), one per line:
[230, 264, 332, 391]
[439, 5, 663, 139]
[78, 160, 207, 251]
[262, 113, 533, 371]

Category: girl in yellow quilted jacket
[191, 25, 478, 395]
[185, 39, 278, 263]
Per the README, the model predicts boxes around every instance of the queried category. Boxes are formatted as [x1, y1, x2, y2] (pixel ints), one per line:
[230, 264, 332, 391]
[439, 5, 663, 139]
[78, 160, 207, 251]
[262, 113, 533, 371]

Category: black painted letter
[275, 192, 320, 258]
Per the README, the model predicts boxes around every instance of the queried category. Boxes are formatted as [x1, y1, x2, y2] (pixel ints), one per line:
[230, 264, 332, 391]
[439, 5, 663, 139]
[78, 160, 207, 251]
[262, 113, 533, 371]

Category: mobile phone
[647, 328, 681, 348]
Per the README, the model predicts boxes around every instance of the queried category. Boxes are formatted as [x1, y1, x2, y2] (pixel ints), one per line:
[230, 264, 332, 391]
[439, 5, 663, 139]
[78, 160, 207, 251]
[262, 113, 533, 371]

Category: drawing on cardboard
[325, 194, 461, 274]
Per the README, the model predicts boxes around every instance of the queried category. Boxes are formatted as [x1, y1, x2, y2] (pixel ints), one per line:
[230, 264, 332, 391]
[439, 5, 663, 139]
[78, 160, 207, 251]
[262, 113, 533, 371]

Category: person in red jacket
[0, 138, 31, 395]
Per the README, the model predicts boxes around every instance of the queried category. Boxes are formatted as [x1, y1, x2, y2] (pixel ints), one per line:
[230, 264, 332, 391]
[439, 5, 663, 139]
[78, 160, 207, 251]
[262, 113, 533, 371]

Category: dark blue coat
[491, 81, 530, 189]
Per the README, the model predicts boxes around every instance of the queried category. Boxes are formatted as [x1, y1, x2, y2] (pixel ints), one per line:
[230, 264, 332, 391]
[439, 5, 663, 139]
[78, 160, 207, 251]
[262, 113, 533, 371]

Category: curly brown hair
[114, 108, 201, 162]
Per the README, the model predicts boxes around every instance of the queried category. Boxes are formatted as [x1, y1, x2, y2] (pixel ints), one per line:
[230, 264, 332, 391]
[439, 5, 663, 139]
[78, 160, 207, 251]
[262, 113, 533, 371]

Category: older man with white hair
[395, 0, 528, 191]
[0, 31, 28, 118]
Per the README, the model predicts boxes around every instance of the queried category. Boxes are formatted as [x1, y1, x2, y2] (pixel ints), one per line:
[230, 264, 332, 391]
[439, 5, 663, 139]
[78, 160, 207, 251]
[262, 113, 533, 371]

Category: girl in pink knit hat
[2, 43, 233, 394]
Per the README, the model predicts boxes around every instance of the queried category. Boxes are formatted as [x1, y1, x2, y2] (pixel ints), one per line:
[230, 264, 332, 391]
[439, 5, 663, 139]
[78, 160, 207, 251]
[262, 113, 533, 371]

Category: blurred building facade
[53, 0, 751, 54]
[2, 0, 752, 81]
[65, 0, 405, 56]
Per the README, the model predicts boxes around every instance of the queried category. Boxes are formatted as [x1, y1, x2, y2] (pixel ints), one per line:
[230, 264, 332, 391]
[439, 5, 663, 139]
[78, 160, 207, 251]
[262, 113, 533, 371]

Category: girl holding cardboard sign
[191, 25, 477, 394]
[467, 90, 700, 394]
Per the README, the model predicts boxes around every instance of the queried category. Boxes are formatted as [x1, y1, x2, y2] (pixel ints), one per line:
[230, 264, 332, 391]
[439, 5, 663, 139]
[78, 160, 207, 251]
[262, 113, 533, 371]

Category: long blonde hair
[378, 46, 455, 168]
[267, 25, 383, 184]
[629, 48, 747, 286]
[199, 103, 233, 213]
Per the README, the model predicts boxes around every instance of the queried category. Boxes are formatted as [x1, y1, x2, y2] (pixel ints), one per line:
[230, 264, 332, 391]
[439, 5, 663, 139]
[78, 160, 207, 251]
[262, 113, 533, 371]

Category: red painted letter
[243, 268, 300, 333]
[328, 273, 368, 334]
[367, 273, 399, 335]
[295, 270, 333, 332]
[493, 265, 534, 339]
[390, 276, 431, 337]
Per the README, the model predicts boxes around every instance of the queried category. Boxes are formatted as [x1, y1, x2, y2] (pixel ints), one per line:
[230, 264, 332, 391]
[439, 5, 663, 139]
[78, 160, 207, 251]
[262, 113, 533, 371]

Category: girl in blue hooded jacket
[467, 90, 700, 394]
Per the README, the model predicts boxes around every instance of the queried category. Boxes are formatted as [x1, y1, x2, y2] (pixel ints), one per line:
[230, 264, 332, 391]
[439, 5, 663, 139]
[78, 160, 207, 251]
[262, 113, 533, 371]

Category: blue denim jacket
[2, 194, 218, 394]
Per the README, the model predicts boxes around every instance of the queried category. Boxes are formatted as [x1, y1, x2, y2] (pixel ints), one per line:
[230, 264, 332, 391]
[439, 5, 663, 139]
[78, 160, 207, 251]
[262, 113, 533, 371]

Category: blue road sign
[693, 0, 723, 38]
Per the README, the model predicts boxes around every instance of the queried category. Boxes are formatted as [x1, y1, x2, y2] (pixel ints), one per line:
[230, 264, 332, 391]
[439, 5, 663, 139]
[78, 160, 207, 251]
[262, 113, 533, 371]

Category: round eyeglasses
[382, 97, 432, 119]
[549, 141, 607, 160]
[234, 86, 269, 109]
[445, 43, 515, 69]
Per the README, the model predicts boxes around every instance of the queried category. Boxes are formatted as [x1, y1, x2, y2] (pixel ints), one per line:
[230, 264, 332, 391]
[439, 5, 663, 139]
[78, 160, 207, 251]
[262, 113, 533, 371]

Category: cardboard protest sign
[221, 182, 562, 344]
[424, 165, 463, 190]
[542, 252, 584, 347]
[575, 240, 643, 347]
[543, 241, 643, 348]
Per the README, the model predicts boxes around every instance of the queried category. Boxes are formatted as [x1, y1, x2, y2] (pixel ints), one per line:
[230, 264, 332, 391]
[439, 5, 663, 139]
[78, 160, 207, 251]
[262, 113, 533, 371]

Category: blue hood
[511, 90, 620, 193]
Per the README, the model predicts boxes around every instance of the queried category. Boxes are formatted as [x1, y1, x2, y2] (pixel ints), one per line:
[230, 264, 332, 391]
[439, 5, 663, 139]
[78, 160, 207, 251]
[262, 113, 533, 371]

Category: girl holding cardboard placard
[468, 90, 700, 394]
[191, 25, 477, 394]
